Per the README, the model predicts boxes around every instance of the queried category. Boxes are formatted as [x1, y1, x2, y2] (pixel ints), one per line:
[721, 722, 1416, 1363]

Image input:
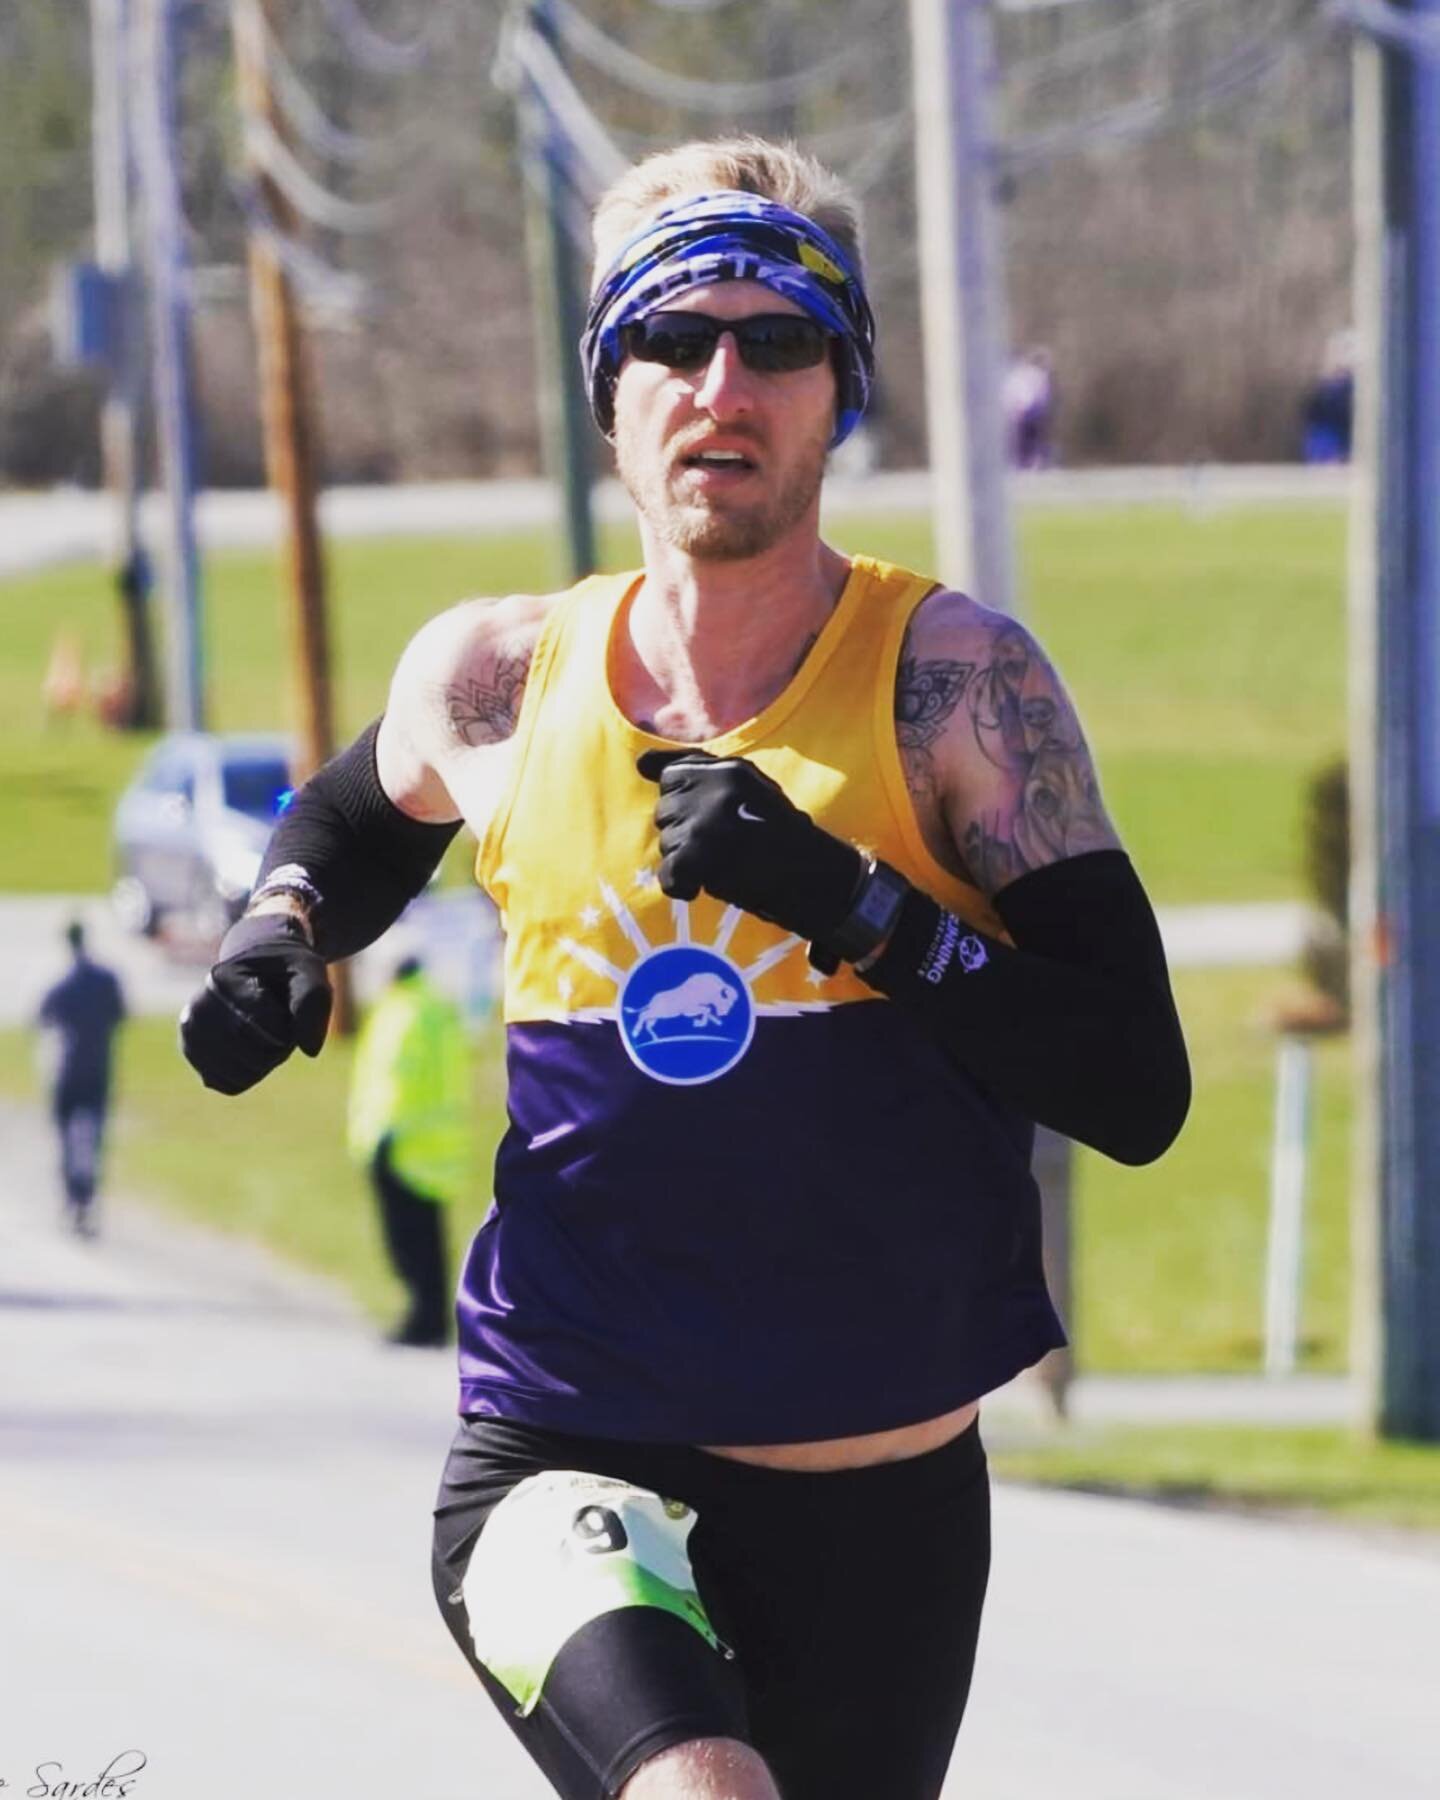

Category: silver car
[111, 732, 294, 938]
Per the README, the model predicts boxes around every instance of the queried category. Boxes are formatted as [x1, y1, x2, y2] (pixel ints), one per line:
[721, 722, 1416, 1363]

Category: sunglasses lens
[738, 317, 828, 371]
[627, 315, 718, 369]
[623, 312, 832, 374]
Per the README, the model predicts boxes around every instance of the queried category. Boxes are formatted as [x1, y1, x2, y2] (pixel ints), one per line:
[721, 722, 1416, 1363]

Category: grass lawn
[989, 1425, 1440, 1536]
[0, 957, 1352, 1375]
[0, 501, 1346, 901]
[1076, 966, 1352, 1374]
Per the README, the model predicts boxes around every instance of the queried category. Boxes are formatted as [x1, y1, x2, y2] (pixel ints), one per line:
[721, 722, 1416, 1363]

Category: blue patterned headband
[581, 190, 876, 448]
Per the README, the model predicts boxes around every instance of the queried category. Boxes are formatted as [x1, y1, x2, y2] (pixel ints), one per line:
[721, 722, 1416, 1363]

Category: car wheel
[111, 874, 158, 937]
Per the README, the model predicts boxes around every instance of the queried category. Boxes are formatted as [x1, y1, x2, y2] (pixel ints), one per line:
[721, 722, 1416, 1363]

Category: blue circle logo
[618, 945, 754, 1086]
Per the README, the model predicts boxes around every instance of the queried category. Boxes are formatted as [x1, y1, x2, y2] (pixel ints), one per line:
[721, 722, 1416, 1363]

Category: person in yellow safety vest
[348, 955, 472, 1347]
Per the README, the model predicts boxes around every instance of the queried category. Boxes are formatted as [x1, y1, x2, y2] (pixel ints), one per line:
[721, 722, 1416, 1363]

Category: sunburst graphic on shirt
[557, 871, 839, 1026]
[548, 852, 880, 1083]
[555, 873, 843, 1084]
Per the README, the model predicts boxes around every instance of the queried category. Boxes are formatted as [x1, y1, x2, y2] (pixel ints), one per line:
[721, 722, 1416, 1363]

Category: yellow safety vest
[347, 974, 473, 1204]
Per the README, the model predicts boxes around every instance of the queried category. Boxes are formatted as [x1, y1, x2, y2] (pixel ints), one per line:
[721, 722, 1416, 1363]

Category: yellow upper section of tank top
[476, 556, 1007, 1025]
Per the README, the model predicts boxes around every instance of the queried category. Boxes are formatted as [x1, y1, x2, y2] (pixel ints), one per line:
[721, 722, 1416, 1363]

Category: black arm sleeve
[254, 721, 461, 961]
[860, 849, 1190, 1165]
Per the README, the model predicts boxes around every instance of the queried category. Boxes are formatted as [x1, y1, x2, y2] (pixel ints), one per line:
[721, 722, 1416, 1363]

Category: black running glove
[638, 749, 865, 941]
[179, 913, 332, 1095]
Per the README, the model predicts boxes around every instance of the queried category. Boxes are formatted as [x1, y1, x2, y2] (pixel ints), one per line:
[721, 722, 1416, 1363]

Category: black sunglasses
[620, 310, 833, 375]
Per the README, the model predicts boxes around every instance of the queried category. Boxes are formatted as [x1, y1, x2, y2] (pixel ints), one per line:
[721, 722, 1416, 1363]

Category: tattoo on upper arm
[895, 619, 1113, 893]
[437, 648, 532, 748]
[896, 639, 973, 809]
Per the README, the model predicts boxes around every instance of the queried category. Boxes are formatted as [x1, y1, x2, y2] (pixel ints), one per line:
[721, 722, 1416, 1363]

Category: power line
[600, 102, 909, 160]
[829, 111, 914, 194]
[996, 0, 1114, 12]
[998, 1, 1328, 169]
[545, 0, 869, 111]
[515, 99, 597, 251]
[240, 0, 429, 169]
[315, 0, 439, 75]
[499, 9, 628, 195]
[1328, 0, 1440, 54]
[242, 112, 400, 230]
[233, 175, 374, 313]
[1003, 0, 1232, 92]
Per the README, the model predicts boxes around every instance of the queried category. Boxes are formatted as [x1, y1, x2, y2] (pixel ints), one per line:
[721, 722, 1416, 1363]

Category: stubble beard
[616, 416, 831, 562]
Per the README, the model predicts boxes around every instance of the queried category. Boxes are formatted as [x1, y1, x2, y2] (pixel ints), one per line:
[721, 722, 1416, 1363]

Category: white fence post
[1265, 1035, 1313, 1377]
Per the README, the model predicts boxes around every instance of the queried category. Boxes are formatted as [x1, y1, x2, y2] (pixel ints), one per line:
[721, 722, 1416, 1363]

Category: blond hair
[590, 135, 865, 285]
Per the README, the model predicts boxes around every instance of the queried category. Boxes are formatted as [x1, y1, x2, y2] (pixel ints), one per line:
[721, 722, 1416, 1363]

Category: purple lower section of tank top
[455, 1006, 1065, 1444]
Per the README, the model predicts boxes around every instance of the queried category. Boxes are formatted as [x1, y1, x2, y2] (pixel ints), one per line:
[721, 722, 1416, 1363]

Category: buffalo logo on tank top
[618, 943, 755, 1085]
[556, 872, 806, 1085]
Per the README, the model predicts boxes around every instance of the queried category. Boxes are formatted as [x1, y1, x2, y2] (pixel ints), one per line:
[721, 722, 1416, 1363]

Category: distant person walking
[1004, 346, 1056, 469]
[35, 922, 126, 1237]
[1301, 329, 1354, 464]
[347, 956, 471, 1347]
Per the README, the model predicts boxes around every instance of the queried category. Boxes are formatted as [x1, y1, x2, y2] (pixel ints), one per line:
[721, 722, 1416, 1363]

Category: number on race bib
[572, 1504, 629, 1555]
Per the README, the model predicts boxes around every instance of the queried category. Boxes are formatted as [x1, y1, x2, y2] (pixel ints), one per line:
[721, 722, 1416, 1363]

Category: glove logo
[736, 804, 765, 823]
[957, 935, 988, 973]
[618, 944, 755, 1086]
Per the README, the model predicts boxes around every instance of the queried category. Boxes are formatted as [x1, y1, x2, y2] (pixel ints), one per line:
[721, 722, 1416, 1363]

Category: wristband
[250, 861, 323, 914]
[808, 858, 911, 973]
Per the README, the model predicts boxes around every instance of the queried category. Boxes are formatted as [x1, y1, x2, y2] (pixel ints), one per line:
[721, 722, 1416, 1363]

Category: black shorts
[432, 1417, 990, 1800]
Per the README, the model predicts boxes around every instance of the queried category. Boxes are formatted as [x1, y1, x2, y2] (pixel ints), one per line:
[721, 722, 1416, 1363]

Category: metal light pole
[134, 0, 205, 731]
[90, 0, 161, 728]
[908, 0, 1014, 607]
[1350, 0, 1440, 1441]
[520, 0, 597, 583]
[909, 0, 1074, 1411]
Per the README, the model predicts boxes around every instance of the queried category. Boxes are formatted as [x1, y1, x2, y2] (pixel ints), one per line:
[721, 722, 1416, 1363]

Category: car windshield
[222, 758, 292, 821]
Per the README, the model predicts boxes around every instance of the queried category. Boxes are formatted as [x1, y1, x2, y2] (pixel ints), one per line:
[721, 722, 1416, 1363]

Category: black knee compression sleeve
[254, 721, 461, 961]
[860, 850, 1190, 1165]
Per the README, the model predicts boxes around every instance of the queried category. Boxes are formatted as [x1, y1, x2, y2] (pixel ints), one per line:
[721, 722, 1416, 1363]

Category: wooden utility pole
[231, 0, 353, 1032]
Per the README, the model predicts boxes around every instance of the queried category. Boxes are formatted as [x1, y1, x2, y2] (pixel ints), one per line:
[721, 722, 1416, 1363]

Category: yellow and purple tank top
[456, 555, 1064, 1442]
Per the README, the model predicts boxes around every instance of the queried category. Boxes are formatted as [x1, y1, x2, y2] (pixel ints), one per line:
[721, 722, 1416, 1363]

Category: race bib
[462, 1470, 723, 1715]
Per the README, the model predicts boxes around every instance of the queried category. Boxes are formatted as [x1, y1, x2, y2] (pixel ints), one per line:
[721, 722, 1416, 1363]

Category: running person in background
[37, 920, 126, 1238]
[180, 138, 1190, 1800]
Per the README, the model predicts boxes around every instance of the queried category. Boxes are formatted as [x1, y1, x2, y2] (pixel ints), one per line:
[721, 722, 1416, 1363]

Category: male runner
[181, 137, 1189, 1800]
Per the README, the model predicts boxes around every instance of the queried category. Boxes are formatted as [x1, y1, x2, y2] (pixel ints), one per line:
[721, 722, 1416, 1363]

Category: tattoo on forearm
[438, 649, 532, 747]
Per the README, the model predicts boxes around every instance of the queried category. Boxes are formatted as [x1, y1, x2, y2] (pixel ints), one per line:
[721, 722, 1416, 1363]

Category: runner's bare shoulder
[376, 594, 555, 826]
[392, 592, 556, 755]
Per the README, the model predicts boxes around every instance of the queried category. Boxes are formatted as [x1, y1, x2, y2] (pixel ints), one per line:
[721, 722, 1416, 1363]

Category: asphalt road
[2, 1099, 1433, 1800]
